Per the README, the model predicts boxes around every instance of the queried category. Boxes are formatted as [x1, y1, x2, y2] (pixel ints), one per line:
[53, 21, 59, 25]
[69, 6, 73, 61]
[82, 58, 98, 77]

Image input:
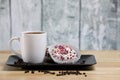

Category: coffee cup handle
[9, 37, 22, 58]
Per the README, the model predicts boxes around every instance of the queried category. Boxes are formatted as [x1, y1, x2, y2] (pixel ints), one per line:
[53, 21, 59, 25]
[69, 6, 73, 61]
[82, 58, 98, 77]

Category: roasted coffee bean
[76, 71, 79, 75]
[69, 71, 75, 74]
[14, 61, 17, 65]
[67, 72, 70, 75]
[79, 72, 82, 75]
[43, 71, 47, 74]
[23, 70, 88, 77]
[64, 71, 69, 75]
[82, 60, 86, 64]
[31, 71, 35, 74]
[56, 71, 83, 76]
[45, 71, 55, 75]
[18, 59, 23, 63]
[49, 72, 55, 75]
[70, 71, 78, 75]
[59, 71, 61, 73]
[45, 48, 50, 57]
[56, 74, 63, 76]
[85, 75, 87, 77]
[62, 72, 66, 75]
[38, 70, 41, 72]
[40, 70, 44, 72]
[25, 70, 29, 73]
[83, 73, 86, 75]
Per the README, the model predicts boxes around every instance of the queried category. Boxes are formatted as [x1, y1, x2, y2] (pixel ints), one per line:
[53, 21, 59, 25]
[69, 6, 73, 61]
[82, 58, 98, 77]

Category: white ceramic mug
[9, 31, 47, 63]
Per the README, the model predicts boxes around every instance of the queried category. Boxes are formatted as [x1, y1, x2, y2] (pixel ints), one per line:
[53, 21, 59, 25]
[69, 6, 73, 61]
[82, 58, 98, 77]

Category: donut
[48, 44, 81, 64]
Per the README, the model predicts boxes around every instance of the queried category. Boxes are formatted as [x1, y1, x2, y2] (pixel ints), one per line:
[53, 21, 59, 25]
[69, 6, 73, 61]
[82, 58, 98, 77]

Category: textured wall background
[0, 0, 120, 50]
[81, 0, 120, 50]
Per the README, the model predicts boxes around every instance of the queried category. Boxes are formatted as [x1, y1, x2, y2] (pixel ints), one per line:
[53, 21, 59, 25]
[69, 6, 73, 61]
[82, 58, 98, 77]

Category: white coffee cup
[9, 31, 47, 63]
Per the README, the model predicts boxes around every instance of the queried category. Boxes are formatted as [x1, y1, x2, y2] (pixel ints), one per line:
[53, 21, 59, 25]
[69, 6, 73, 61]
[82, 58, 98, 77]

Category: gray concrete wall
[0, 0, 120, 50]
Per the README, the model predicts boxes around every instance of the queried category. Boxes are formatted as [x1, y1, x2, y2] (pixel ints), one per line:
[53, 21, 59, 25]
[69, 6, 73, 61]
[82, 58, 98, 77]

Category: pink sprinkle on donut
[51, 44, 78, 62]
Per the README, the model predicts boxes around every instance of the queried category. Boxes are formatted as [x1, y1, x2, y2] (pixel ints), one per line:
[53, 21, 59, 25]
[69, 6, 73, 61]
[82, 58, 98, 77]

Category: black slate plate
[6, 55, 97, 70]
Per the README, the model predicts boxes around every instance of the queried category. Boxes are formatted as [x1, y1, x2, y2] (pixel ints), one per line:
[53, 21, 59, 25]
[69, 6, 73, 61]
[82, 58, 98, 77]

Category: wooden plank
[11, 0, 41, 50]
[0, 0, 10, 50]
[81, 0, 118, 50]
[0, 51, 120, 80]
[42, 0, 80, 48]
[11, 0, 41, 37]
[117, 0, 120, 49]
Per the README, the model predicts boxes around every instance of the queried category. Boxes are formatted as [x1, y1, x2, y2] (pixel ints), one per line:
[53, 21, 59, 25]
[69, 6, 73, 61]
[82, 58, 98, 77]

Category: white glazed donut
[48, 44, 81, 64]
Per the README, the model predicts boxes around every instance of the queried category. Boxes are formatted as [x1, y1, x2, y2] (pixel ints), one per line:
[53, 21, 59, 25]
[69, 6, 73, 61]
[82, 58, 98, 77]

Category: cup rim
[22, 31, 46, 34]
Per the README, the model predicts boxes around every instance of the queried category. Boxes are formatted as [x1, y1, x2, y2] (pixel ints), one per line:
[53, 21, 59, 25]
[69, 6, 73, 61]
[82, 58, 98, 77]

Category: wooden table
[0, 51, 120, 80]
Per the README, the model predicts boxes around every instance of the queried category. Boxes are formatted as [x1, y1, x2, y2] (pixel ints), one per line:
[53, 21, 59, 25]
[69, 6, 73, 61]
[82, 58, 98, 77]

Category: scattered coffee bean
[43, 71, 47, 74]
[25, 70, 29, 73]
[40, 70, 44, 72]
[67, 71, 70, 75]
[45, 48, 50, 57]
[81, 60, 86, 64]
[69, 71, 75, 74]
[18, 59, 23, 63]
[56, 74, 63, 76]
[14, 62, 17, 65]
[41, 70, 55, 75]
[83, 73, 86, 75]
[46, 71, 55, 75]
[85, 75, 87, 77]
[25, 71, 27, 73]
[24, 70, 87, 77]
[49, 72, 55, 75]
[79, 72, 82, 75]
[31, 70, 34, 74]
[76, 70, 79, 75]
[59, 71, 61, 73]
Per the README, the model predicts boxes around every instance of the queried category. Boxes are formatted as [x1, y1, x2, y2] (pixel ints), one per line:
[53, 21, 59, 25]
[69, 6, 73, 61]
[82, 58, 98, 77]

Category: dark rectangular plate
[6, 55, 97, 70]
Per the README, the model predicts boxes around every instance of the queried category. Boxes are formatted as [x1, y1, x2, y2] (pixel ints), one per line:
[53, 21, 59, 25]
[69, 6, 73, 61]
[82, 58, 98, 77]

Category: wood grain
[0, 0, 10, 50]
[42, 0, 80, 48]
[117, 0, 120, 49]
[0, 51, 120, 80]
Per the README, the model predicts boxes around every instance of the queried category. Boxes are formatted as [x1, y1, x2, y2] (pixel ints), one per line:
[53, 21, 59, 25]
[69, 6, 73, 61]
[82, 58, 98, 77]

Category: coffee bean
[76, 70, 79, 75]
[14, 62, 17, 65]
[82, 60, 85, 63]
[44, 71, 47, 74]
[83, 73, 86, 75]
[79, 72, 82, 75]
[41, 70, 44, 72]
[46, 71, 55, 75]
[23, 70, 88, 77]
[38, 70, 41, 72]
[41, 70, 55, 75]
[59, 71, 61, 73]
[67, 72, 70, 75]
[81, 60, 86, 64]
[49, 72, 55, 75]
[56, 74, 63, 76]
[18, 59, 23, 63]
[31, 71, 34, 74]
[85, 75, 87, 77]
[25, 70, 29, 73]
